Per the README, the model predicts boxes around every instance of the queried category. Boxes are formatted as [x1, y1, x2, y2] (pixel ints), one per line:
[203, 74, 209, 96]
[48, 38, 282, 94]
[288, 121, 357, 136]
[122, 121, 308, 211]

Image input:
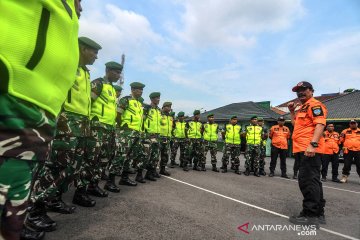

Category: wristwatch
[310, 142, 318, 148]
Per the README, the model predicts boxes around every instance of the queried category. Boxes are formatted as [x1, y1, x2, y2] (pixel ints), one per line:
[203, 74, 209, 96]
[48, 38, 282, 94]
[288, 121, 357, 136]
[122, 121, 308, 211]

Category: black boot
[244, 168, 250, 176]
[221, 165, 227, 173]
[87, 183, 108, 197]
[25, 201, 57, 232]
[72, 187, 96, 207]
[20, 225, 45, 240]
[212, 164, 219, 172]
[183, 163, 189, 171]
[169, 161, 176, 168]
[101, 170, 109, 181]
[254, 169, 260, 177]
[45, 193, 76, 214]
[159, 166, 171, 176]
[293, 172, 298, 179]
[135, 169, 146, 183]
[234, 166, 241, 175]
[259, 169, 266, 176]
[201, 164, 206, 171]
[230, 163, 235, 170]
[145, 169, 157, 181]
[269, 172, 275, 177]
[153, 169, 161, 178]
[119, 172, 138, 186]
[104, 174, 120, 192]
[281, 173, 289, 179]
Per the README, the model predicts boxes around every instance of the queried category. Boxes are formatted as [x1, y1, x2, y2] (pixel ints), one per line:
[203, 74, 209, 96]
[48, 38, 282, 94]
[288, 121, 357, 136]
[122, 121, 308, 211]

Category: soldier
[269, 116, 290, 178]
[0, 1, 80, 239]
[221, 116, 242, 174]
[168, 111, 178, 167]
[321, 123, 341, 182]
[243, 116, 266, 177]
[257, 117, 268, 175]
[170, 112, 187, 168]
[143, 92, 162, 181]
[183, 110, 203, 171]
[159, 102, 173, 175]
[117, 82, 148, 186]
[339, 119, 360, 183]
[203, 114, 220, 172]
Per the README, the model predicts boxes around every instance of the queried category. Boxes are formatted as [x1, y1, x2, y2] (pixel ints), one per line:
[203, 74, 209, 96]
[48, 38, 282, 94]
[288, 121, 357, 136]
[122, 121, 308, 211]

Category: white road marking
[164, 176, 360, 240]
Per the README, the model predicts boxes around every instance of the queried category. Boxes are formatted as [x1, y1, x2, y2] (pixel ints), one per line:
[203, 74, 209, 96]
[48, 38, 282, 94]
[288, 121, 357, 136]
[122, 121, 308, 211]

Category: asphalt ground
[46, 153, 360, 240]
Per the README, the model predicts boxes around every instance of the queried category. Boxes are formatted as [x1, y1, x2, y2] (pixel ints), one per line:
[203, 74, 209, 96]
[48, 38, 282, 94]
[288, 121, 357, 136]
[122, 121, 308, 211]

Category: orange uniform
[292, 97, 327, 154]
[269, 125, 290, 149]
[340, 128, 360, 152]
[323, 130, 340, 154]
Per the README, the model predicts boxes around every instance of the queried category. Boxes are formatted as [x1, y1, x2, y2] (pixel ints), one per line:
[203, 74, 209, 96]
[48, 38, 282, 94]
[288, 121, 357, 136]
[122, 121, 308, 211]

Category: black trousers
[342, 150, 360, 176]
[295, 152, 325, 217]
[293, 153, 301, 175]
[321, 153, 339, 179]
[269, 145, 287, 174]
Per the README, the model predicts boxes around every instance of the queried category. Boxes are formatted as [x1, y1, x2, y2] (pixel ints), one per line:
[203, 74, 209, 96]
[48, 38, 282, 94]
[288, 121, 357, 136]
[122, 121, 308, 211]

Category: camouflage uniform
[244, 144, 261, 169]
[171, 115, 187, 167]
[185, 139, 204, 167]
[159, 112, 173, 168]
[244, 124, 264, 172]
[0, 94, 56, 237]
[222, 144, 241, 167]
[170, 139, 187, 166]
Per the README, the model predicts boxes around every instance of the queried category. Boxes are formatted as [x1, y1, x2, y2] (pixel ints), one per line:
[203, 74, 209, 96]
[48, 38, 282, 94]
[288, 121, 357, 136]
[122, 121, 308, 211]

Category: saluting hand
[287, 102, 300, 113]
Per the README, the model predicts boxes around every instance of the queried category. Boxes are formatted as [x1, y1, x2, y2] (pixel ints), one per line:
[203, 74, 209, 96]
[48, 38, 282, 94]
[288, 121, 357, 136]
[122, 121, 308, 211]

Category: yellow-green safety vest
[121, 98, 143, 131]
[0, 0, 79, 116]
[225, 124, 241, 144]
[90, 83, 117, 125]
[203, 123, 218, 142]
[160, 114, 173, 137]
[174, 121, 186, 138]
[246, 125, 263, 145]
[63, 67, 91, 116]
[144, 107, 161, 134]
[188, 121, 202, 139]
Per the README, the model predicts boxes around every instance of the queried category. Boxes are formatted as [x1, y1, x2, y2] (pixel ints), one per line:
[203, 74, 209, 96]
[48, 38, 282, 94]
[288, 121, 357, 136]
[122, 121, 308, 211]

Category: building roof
[276, 93, 342, 108]
[271, 107, 287, 115]
[200, 101, 281, 122]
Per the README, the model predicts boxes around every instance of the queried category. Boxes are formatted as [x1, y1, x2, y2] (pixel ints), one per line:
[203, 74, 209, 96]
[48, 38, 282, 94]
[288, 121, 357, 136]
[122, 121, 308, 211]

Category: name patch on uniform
[311, 106, 324, 116]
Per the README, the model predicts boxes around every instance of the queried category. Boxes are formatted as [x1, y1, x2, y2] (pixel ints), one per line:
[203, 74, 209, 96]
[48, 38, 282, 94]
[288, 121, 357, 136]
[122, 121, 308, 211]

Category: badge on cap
[297, 82, 304, 86]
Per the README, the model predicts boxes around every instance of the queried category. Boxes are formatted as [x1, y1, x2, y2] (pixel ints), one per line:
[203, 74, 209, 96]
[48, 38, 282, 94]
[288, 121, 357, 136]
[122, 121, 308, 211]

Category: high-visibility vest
[63, 67, 91, 116]
[246, 125, 263, 145]
[188, 121, 202, 139]
[174, 121, 186, 138]
[225, 124, 241, 144]
[120, 98, 143, 131]
[90, 82, 117, 125]
[144, 107, 161, 134]
[0, 0, 79, 116]
[160, 114, 173, 137]
[203, 123, 218, 142]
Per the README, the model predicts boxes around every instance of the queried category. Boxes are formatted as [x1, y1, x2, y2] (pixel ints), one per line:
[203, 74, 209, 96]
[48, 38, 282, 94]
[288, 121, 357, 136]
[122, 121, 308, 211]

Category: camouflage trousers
[222, 144, 241, 167]
[145, 134, 160, 170]
[33, 111, 90, 202]
[259, 144, 266, 171]
[244, 144, 261, 170]
[108, 128, 124, 175]
[0, 94, 56, 239]
[185, 139, 204, 166]
[170, 138, 186, 165]
[98, 126, 115, 176]
[203, 141, 218, 165]
[159, 137, 171, 167]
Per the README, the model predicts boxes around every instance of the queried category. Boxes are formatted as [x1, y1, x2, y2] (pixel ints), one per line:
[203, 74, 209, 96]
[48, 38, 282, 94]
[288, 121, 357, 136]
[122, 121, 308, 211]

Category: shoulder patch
[311, 106, 324, 117]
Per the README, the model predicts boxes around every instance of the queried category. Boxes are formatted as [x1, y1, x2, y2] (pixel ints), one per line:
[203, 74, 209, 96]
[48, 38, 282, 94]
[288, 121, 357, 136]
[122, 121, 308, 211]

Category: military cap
[170, 111, 175, 117]
[230, 115, 237, 119]
[163, 101, 172, 107]
[105, 61, 123, 70]
[113, 85, 123, 92]
[257, 117, 264, 122]
[78, 36, 102, 50]
[130, 82, 145, 89]
[177, 111, 185, 117]
[193, 110, 200, 115]
[149, 92, 161, 99]
[278, 116, 285, 121]
[251, 115, 258, 120]
[207, 113, 214, 118]
[292, 81, 314, 92]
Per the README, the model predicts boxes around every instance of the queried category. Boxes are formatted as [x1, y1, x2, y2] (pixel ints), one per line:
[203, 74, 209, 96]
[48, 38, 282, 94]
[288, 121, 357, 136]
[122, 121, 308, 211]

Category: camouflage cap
[177, 111, 185, 117]
[149, 92, 161, 99]
[113, 85, 123, 92]
[78, 36, 102, 50]
[130, 82, 145, 89]
[193, 110, 200, 115]
[105, 61, 123, 70]
[163, 101, 172, 107]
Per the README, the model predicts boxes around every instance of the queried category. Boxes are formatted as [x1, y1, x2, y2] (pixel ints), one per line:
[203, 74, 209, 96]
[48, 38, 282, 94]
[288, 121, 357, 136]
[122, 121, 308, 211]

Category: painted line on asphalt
[164, 176, 360, 240]
[273, 176, 360, 194]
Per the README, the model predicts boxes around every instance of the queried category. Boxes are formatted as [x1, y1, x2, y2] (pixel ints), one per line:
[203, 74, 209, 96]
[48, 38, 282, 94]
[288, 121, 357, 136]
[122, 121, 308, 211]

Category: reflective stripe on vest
[144, 107, 161, 134]
[188, 121, 202, 139]
[203, 123, 218, 142]
[160, 115, 173, 137]
[0, 1, 79, 116]
[90, 83, 117, 125]
[246, 125, 262, 145]
[121, 98, 143, 131]
[63, 67, 91, 116]
[225, 124, 241, 144]
[174, 121, 186, 138]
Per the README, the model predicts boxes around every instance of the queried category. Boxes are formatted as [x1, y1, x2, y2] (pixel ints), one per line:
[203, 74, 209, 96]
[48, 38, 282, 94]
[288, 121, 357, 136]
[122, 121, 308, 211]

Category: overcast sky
[79, 0, 360, 115]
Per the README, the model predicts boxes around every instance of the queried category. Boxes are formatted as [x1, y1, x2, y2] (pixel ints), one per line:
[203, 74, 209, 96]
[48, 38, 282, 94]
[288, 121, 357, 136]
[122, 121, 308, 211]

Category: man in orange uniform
[321, 124, 341, 182]
[288, 81, 327, 228]
[269, 116, 290, 178]
[339, 119, 360, 183]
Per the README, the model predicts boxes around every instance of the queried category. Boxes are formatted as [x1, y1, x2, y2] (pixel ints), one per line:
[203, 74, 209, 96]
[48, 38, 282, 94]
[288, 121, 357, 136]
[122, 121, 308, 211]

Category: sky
[79, 0, 360, 115]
